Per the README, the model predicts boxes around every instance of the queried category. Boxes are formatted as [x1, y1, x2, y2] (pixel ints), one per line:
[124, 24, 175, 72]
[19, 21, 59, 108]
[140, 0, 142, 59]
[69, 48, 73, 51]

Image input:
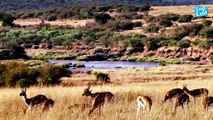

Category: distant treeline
[9, 5, 150, 20]
[1, 0, 210, 11]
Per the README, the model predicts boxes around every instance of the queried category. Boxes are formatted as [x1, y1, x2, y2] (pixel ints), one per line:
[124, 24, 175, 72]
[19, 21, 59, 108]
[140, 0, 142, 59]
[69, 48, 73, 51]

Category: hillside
[0, 0, 212, 11]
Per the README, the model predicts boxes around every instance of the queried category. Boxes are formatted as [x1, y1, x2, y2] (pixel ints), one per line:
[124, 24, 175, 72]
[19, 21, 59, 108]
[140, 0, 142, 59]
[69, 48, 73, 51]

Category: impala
[174, 93, 190, 112]
[136, 95, 152, 118]
[202, 96, 213, 111]
[19, 88, 54, 111]
[82, 85, 114, 115]
[164, 88, 184, 102]
[182, 85, 208, 101]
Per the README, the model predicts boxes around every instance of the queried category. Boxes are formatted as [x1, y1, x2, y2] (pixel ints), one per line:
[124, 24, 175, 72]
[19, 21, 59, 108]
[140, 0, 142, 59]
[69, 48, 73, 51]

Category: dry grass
[65, 65, 213, 85]
[150, 5, 213, 16]
[0, 65, 213, 120]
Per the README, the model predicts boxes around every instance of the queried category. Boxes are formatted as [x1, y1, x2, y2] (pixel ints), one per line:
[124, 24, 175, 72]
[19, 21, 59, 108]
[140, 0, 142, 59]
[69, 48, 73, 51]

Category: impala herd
[19, 84, 213, 117]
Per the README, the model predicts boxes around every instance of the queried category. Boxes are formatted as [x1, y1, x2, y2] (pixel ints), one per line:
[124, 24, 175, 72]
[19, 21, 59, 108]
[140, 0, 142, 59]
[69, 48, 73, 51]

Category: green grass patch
[136, 57, 181, 64]
[75, 55, 88, 61]
[32, 53, 75, 60]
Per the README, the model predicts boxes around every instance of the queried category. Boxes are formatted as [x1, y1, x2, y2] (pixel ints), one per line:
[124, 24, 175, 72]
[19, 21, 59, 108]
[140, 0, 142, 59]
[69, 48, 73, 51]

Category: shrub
[159, 19, 173, 27]
[0, 12, 16, 26]
[145, 24, 160, 33]
[73, 63, 85, 68]
[178, 39, 191, 48]
[165, 13, 180, 21]
[139, 5, 151, 12]
[94, 13, 112, 24]
[0, 62, 39, 87]
[133, 22, 142, 27]
[118, 21, 134, 30]
[112, 20, 134, 31]
[46, 14, 57, 21]
[95, 72, 110, 83]
[178, 15, 193, 23]
[172, 27, 189, 40]
[144, 38, 160, 50]
[76, 55, 88, 61]
[0, 61, 71, 87]
[143, 15, 155, 23]
[5, 42, 25, 53]
[200, 26, 213, 38]
[128, 39, 144, 51]
[39, 65, 71, 85]
[202, 20, 212, 26]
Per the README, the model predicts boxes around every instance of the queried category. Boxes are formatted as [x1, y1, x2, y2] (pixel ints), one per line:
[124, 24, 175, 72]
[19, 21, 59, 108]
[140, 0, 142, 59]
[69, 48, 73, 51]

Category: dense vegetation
[0, 4, 213, 64]
[0, 61, 71, 87]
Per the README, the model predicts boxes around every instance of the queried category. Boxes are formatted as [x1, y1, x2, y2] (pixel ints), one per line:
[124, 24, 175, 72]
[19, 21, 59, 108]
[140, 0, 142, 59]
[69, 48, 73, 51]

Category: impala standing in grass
[136, 95, 152, 118]
[164, 88, 184, 103]
[182, 85, 209, 101]
[202, 96, 213, 111]
[82, 85, 114, 115]
[174, 93, 190, 112]
[19, 88, 54, 112]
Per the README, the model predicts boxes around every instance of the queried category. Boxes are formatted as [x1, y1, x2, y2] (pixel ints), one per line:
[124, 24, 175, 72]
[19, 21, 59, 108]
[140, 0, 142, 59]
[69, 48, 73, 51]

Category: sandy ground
[14, 18, 94, 27]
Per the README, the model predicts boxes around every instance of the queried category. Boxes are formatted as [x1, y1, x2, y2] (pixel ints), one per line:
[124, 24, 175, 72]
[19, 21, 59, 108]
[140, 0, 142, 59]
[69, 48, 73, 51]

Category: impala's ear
[24, 88, 27, 92]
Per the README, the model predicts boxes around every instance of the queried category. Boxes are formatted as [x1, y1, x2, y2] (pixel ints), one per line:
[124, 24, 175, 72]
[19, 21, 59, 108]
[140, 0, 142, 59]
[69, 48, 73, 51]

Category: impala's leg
[88, 107, 96, 115]
[174, 104, 178, 112]
[98, 105, 101, 115]
[181, 104, 184, 109]
[136, 106, 141, 118]
[25, 105, 32, 114]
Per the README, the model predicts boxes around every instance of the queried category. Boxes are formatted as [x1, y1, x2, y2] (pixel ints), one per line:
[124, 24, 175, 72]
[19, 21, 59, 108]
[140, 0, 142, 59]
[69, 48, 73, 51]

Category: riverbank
[26, 46, 213, 65]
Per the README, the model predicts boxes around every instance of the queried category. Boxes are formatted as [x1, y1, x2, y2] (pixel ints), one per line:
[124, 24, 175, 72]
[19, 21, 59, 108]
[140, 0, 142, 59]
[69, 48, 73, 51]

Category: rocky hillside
[0, 0, 212, 11]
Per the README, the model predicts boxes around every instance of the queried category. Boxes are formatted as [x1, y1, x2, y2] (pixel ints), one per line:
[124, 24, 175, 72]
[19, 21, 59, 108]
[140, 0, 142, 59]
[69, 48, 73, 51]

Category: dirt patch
[14, 18, 94, 27]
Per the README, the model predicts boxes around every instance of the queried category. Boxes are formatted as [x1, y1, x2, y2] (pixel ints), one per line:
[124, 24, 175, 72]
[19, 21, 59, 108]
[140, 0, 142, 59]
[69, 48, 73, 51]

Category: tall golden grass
[0, 78, 212, 120]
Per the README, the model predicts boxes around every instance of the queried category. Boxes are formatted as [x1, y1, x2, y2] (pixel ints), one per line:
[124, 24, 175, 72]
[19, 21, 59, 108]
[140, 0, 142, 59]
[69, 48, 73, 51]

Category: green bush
[95, 72, 110, 83]
[164, 13, 180, 21]
[118, 21, 134, 30]
[73, 63, 85, 68]
[94, 13, 112, 24]
[144, 38, 160, 50]
[178, 39, 191, 48]
[143, 15, 155, 23]
[0, 61, 71, 87]
[159, 19, 173, 27]
[178, 15, 193, 23]
[202, 20, 212, 26]
[39, 65, 71, 85]
[199, 26, 213, 38]
[0, 12, 16, 26]
[0, 62, 39, 87]
[128, 39, 144, 51]
[172, 27, 189, 40]
[139, 5, 151, 12]
[76, 55, 88, 61]
[133, 22, 142, 27]
[145, 24, 160, 33]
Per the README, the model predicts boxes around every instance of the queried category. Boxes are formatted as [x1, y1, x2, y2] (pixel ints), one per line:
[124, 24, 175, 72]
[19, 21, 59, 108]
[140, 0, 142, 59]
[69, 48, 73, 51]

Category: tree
[0, 12, 16, 26]
[94, 13, 112, 24]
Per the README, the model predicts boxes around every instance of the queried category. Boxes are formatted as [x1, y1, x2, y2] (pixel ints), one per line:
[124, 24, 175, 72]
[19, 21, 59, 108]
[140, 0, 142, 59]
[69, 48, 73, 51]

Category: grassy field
[0, 65, 213, 120]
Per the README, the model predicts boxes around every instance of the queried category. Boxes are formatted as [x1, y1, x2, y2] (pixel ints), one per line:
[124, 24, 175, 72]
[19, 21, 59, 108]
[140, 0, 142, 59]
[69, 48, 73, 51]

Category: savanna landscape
[0, 0, 213, 120]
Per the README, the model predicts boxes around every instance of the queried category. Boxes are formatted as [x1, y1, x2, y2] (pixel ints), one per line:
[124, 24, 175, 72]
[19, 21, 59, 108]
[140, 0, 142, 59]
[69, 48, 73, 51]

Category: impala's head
[182, 85, 187, 91]
[19, 88, 26, 96]
[82, 84, 92, 96]
[82, 88, 92, 96]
